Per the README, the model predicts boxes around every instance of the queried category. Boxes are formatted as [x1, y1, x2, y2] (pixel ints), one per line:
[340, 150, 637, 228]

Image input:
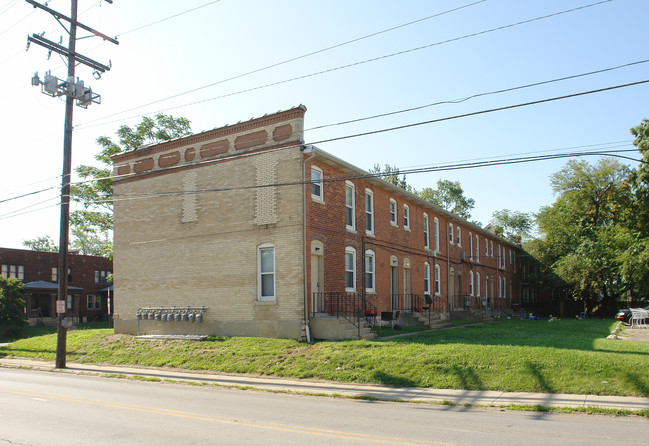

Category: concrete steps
[310, 315, 376, 340]
[402, 312, 452, 330]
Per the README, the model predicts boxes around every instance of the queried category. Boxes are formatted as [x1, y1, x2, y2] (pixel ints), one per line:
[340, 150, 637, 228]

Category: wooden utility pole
[26, 0, 118, 368]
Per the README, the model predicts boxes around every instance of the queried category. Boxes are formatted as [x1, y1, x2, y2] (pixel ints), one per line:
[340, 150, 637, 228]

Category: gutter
[301, 144, 316, 343]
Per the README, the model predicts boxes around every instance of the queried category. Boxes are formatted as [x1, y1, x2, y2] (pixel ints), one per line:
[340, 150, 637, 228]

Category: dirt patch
[618, 327, 649, 343]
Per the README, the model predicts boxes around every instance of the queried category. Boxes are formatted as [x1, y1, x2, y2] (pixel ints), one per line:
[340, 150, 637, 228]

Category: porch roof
[23, 280, 83, 291]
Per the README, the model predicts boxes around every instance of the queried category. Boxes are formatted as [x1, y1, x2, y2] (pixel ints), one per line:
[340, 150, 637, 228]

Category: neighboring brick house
[0, 247, 113, 325]
[112, 106, 523, 340]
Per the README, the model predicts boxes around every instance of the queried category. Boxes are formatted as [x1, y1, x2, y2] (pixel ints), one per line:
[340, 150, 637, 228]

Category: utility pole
[26, 0, 118, 368]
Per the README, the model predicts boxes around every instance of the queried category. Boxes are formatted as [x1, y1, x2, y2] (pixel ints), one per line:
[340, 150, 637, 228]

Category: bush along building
[111, 106, 523, 340]
[0, 247, 112, 326]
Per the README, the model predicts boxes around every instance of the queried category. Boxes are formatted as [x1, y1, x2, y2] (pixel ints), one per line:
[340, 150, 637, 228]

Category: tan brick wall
[113, 109, 307, 339]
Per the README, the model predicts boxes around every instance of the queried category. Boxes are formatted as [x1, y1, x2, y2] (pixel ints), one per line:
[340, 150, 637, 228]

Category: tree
[0, 277, 28, 338]
[368, 163, 412, 192]
[533, 158, 634, 313]
[69, 114, 192, 258]
[418, 179, 475, 220]
[22, 235, 58, 252]
[490, 209, 534, 243]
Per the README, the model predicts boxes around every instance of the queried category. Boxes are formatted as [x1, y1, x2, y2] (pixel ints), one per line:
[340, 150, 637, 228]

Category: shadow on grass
[526, 362, 555, 393]
[451, 364, 483, 390]
[622, 371, 649, 397]
[372, 370, 417, 387]
[373, 319, 649, 355]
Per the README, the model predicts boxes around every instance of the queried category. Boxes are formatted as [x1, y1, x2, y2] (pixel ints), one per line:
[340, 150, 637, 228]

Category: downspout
[301, 145, 315, 343]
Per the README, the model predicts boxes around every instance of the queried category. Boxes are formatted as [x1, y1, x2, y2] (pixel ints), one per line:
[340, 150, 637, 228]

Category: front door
[310, 253, 324, 313]
[403, 261, 411, 311]
[390, 266, 398, 310]
[449, 268, 455, 308]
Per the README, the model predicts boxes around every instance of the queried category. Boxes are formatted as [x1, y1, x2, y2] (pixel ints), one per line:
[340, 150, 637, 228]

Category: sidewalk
[1, 356, 648, 412]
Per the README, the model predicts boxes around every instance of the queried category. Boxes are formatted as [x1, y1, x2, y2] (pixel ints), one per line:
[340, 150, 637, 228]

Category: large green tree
[22, 235, 58, 252]
[368, 163, 412, 192]
[419, 179, 475, 220]
[532, 158, 638, 313]
[489, 209, 534, 243]
[69, 113, 192, 258]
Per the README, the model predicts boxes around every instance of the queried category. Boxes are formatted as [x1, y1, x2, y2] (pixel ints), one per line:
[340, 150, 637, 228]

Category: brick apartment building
[112, 106, 523, 340]
[0, 248, 113, 325]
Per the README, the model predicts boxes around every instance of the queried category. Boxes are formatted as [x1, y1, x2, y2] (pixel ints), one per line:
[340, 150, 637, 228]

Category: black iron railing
[312, 292, 377, 335]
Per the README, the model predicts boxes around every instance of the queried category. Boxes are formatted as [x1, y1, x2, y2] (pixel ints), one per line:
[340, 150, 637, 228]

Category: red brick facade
[304, 150, 522, 317]
[0, 248, 113, 324]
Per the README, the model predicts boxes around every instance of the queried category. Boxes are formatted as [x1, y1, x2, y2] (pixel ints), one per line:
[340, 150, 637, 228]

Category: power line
[306, 59, 649, 132]
[76, 0, 608, 130]
[116, 0, 223, 37]
[75, 0, 486, 128]
[309, 79, 649, 146]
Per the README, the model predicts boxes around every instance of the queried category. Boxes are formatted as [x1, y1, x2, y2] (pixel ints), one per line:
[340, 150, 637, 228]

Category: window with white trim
[476, 272, 481, 297]
[449, 223, 454, 244]
[424, 262, 431, 295]
[403, 204, 410, 229]
[258, 244, 276, 300]
[498, 276, 502, 297]
[490, 241, 494, 257]
[365, 189, 374, 234]
[389, 199, 397, 226]
[475, 235, 480, 263]
[469, 271, 474, 296]
[345, 181, 355, 230]
[423, 213, 429, 249]
[345, 247, 356, 291]
[469, 232, 473, 260]
[311, 166, 323, 201]
[95, 270, 111, 284]
[485, 237, 489, 256]
[434, 217, 440, 251]
[503, 277, 507, 298]
[456, 226, 462, 246]
[434, 264, 441, 295]
[52, 267, 57, 282]
[365, 250, 375, 292]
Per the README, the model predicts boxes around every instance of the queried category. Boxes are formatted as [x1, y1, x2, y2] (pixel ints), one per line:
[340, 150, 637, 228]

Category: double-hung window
[258, 244, 275, 300]
[345, 247, 356, 291]
[476, 272, 481, 297]
[424, 262, 431, 295]
[434, 217, 440, 251]
[389, 199, 397, 226]
[403, 204, 410, 229]
[345, 181, 355, 230]
[449, 224, 454, 244]
[434, 264, 441, 295]
[87, 294, 101, 310]
[423, 213, 429, 249]
[469, 271, 474, 296]
[311, 167, 323, 201]
[365, 250, 375, 292]
[469, 232, 473, 260]
[456, 226, 462, 246]
[365, 189, 374, 235]
[475, 235, 480, 263]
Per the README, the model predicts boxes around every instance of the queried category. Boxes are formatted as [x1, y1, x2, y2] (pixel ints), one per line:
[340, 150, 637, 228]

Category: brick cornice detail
[112, 106, 306, 163]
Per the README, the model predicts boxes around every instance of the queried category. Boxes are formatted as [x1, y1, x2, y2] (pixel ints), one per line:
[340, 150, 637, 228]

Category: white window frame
[449, 223, 454, 245]
[434, 264, 441, 295]
[423, 213, 430, 249]
[403, 204, 410, 230]
[469, 232, 473, 260]
[490, 241, 494, 257]
[87, 294, 101, 310]
[310, 166, 324, 201]
[365, 249, 375, 292]
[456, 226, 462, 247]
[485, 237, 489, 256]
[469, 271, 474, 296]
[389, 199, 397, 226]
[475, 235, 480, 263]
[52, 267, 57, 282]
[345, 181, 355, 231]
[258, 244, 276, 301]
[424, 262, 431, 295]
[365, 189, 374, 235]
[2, 264, 24, 280]
[476, 272, 481, 297]
[345, 247, 356, 292]
[433, 217, 440, 252]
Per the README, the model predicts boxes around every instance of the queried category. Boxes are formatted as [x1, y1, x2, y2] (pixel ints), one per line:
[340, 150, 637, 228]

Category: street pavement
[1, 356, 648, 412]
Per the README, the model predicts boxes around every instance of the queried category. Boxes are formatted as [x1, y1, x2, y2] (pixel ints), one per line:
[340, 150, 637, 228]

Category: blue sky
[1, 0, 647, 249]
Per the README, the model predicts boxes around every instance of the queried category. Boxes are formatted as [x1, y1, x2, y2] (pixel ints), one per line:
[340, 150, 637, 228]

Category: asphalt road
[0, 368, 647, 446]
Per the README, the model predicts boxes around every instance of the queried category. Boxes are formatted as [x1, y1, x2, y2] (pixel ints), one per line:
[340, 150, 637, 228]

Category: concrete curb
[1, 357, 648, 412]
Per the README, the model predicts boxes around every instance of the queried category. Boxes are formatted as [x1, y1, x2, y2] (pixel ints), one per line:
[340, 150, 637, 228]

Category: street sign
[56, 300, 66, 314]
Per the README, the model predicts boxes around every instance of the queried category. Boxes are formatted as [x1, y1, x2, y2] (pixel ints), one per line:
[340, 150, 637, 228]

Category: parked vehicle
[616, 305, 649, 322]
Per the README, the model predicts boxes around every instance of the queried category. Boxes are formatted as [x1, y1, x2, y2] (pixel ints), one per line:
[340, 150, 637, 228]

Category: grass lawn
[1, 318, 647, 397]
